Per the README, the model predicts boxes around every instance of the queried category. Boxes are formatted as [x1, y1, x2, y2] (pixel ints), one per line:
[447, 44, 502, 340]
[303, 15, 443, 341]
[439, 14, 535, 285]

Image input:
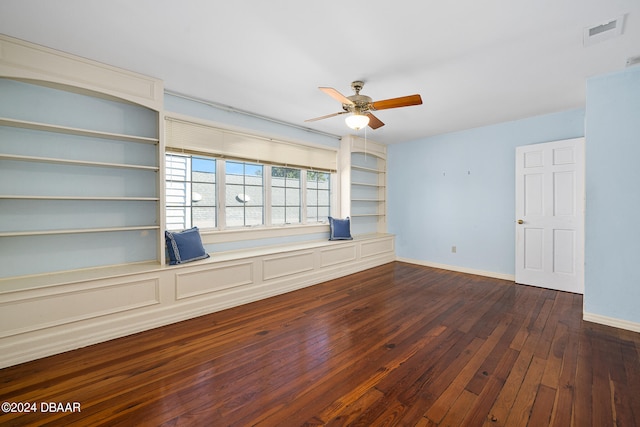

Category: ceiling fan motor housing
[344, 81, 372, 113]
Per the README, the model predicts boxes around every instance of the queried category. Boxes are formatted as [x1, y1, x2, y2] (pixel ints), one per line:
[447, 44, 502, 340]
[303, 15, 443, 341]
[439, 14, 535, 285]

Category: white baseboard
[583, 312, 640, 333]
[396, 257, 515, 281]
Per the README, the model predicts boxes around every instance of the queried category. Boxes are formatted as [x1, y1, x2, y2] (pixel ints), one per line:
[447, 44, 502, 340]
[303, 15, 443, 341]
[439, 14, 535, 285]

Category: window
[307, 171, 331, 223]
[165, 153, 331, 231]
[225, 161, 264, 227]
[165, 153, 216, 230]
[272, 167, 301, 225]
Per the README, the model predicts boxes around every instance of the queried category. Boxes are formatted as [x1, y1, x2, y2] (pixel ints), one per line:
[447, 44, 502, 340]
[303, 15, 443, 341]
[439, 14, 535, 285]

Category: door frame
[515, 137, 585, 294]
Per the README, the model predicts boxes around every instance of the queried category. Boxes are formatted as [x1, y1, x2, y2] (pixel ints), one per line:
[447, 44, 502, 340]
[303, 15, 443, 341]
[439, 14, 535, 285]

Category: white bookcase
[0, 35, 164, 279]
[340, 135, 387, 235]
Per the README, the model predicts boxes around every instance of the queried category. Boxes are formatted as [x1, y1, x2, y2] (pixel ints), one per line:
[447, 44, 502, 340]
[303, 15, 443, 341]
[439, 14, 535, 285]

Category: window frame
[165, 151, 334, 233]
[165, 153, 218, 231]
[270, 166, 302, 226]
[224, 160, 265, 228]
[305, 170, 332, 225]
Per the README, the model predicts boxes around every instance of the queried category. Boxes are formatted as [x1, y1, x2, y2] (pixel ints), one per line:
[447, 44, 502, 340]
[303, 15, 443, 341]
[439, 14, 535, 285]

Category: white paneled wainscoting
[0, 234, 394, 368]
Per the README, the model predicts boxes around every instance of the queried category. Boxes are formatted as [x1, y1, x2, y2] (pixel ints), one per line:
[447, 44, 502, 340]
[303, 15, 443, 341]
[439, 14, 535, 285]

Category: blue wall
[585, 66, 640, 324]
[387, 109, 585, 276]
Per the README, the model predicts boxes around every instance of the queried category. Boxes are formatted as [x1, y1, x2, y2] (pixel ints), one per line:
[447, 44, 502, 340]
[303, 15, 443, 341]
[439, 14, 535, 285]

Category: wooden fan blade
[319, 87, 354, 105]
[371, 94, 422, 111]
[366, 113, 385, 129]
[305, 111, 347, 122]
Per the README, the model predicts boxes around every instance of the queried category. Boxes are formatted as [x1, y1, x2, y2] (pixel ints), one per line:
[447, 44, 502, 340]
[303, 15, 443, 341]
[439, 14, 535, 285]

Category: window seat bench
[0, 233, 395, 368]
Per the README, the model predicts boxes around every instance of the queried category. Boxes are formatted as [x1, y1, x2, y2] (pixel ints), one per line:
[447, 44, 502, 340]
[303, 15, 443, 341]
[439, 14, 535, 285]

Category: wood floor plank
[541, 322, 569, 388]
[620, 333, 640, 425]
[423, 317, 510, 423]
[482, 293, 555, 426]
[465, 285, 539, 396]
[323, 388, 385, 427]
[549, 327, 580, 427]
[503, 356, 547, 426]
[589, 326, 617, 426]
[463, 348, 520, 426]
[2, 262, 640, 426]
[438, 389, 477, 426]
[574, 326, 594, 427]
[527, 384, 557, 427]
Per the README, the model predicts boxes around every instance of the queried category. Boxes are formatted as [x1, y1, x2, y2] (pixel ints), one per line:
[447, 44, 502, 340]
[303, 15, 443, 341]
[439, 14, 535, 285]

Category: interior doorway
[515, 137, 585, 294]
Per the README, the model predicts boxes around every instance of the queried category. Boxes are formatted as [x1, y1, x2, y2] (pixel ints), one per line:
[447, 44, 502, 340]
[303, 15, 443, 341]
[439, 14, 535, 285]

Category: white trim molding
[583, 312, 640, 333]
[396, 257, 516, 281]
[0, 234, 395, 369]
[0, 34, 163, 111]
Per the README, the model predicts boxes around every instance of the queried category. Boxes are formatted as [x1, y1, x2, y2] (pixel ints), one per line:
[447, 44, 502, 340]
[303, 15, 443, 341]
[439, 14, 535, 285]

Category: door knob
[517, 219, 524, 224]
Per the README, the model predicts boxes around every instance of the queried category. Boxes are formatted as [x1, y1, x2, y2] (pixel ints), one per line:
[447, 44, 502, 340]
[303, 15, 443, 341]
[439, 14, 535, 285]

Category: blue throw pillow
[165, 227, 210, 265]
[328, 217, 353, 241]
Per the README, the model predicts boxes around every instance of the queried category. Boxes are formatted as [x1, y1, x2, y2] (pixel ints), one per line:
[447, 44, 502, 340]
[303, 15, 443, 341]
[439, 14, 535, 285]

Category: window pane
[225, 161, 264, 227]
[286, 188, 300, 204]
[192, 157, 215, 174]
[166, 182, 188, 206]
[317, 206, 329, 220]
[272, 176, 285, 188]
[305, 172, 331, 223]
[307, 190, 317, 205]
[245, 207, 263, 226]
[192, 182, 215, 206]
[192, 157, 216, 183]
[307, 207, 318, 222]
[286, 207, 301, 224]
[317, 173, 330, 189]
[226, 184, 245, 206]
[225, 162, 244, 175]
[272, 206, 285, 224]
[272, 187, 285, 205]
[246, 175, 263, 186]
[226, 207, 245, 227]
[192, 207, 216, 228]
[167, 154, 330, 230]
[166, 207, 189, 230]
[245, 185, 264, 205]
[318, 189, 330, 205]
[287, 168, 301, 183]
[245, 164, 263, 178]
[271, 167, 301, 225]
[226, 173, 244, 185]
[165, 154, 216, 230]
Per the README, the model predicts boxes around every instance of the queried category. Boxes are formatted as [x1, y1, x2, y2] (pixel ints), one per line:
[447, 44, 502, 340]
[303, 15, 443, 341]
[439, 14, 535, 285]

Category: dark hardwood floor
[1, 262, 639, 426]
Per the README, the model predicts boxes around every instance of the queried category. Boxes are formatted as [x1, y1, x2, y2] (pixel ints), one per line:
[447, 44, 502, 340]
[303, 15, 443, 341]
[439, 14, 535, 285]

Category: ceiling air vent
[583, 15, 625, 47]
[627, 55, 640, 68]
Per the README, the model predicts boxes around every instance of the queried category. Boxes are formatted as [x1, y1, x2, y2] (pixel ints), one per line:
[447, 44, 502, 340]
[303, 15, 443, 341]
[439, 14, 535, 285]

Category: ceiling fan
[306, 81, 422, 130]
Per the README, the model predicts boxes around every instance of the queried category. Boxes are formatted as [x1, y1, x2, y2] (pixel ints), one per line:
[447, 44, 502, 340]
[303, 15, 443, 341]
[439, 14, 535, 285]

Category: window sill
[199, 223, 330, 244]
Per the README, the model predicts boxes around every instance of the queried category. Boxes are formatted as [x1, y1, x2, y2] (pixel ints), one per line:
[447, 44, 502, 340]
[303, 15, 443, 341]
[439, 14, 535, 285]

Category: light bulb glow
[345, 114, 370, 130]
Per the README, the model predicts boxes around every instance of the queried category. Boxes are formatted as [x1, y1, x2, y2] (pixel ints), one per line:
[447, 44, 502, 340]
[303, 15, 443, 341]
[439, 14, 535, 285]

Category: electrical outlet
[451, 246, 457, 253]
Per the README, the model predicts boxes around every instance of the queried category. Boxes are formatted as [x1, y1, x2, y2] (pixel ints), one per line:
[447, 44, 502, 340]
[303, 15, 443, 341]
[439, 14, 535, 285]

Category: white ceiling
[1, 0, 639, 144]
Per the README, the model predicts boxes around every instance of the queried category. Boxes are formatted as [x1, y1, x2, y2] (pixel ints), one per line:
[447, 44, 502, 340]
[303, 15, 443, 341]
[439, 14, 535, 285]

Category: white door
[515, 138, 585, 294]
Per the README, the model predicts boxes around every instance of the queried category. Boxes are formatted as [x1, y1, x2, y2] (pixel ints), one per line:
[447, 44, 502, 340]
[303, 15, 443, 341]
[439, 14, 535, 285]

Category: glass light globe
[345, 114, 370, 130]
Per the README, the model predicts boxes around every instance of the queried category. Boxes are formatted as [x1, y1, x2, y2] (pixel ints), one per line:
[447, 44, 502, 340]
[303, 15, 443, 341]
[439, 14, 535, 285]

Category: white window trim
[166, 153, 335, 236]
[164, 114, 339, 236]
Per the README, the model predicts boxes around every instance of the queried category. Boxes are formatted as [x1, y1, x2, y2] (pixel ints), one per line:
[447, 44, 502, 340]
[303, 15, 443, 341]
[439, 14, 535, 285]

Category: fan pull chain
[364, 125, 368, 162]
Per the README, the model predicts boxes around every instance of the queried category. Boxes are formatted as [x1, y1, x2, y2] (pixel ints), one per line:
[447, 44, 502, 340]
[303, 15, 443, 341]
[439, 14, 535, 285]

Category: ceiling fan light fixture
[345, 113, 370, 130]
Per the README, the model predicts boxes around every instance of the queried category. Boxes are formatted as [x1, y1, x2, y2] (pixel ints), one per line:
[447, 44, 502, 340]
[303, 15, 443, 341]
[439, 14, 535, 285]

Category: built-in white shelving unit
[0, 36, 398, 370]
[340, 135, 387, 235]
[0, 35, 164, 279]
